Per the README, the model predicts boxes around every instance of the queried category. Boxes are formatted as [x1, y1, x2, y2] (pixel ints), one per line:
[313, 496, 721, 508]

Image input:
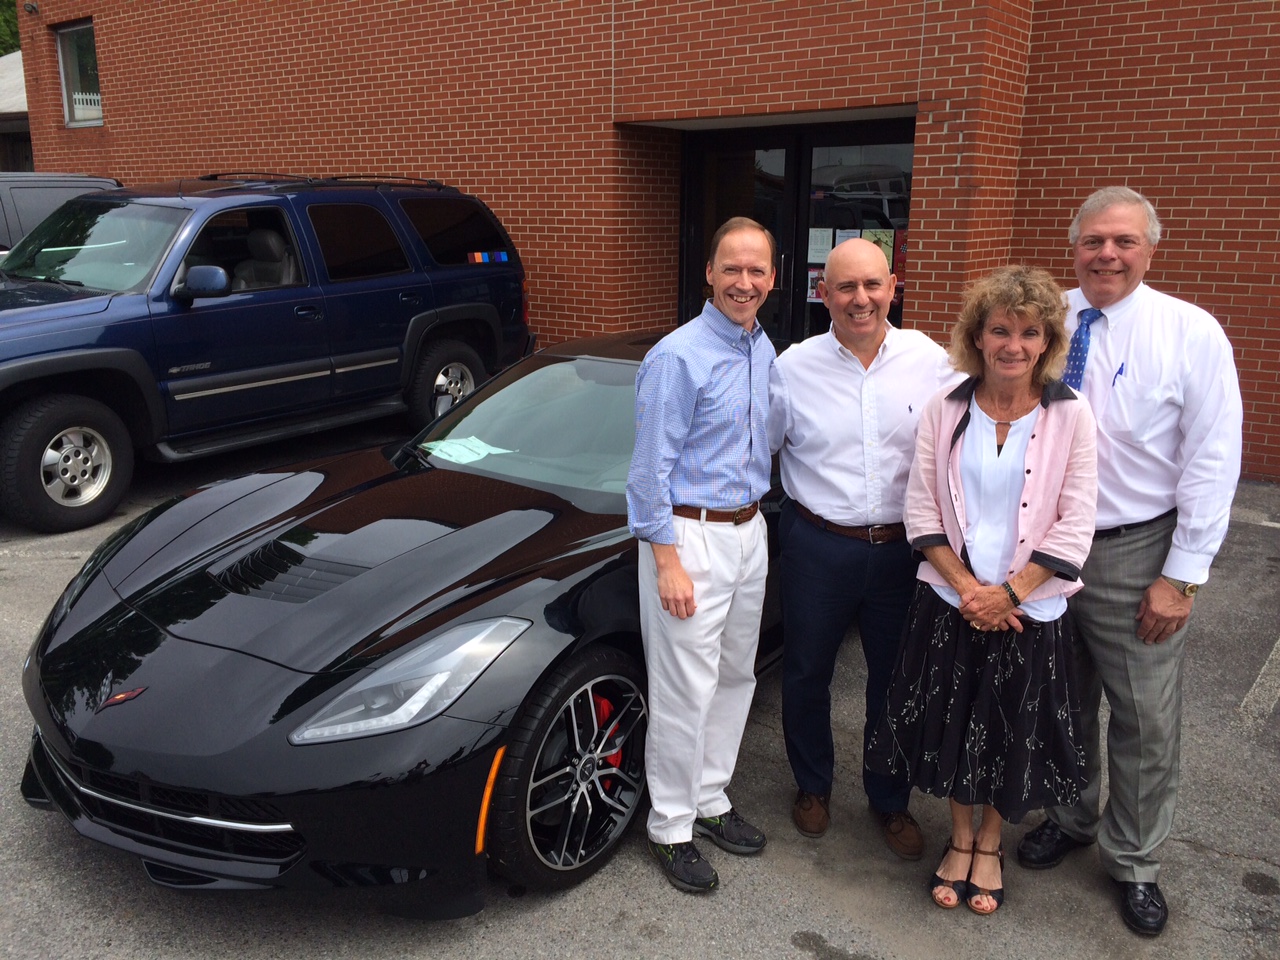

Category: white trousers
[640, 511, 768, 844]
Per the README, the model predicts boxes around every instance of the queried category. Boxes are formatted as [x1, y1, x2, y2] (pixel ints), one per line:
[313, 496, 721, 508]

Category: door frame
[679, 117, 915, 346]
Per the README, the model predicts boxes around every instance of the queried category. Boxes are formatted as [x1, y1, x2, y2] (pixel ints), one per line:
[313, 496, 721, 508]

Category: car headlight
[288, 617, 531, 745]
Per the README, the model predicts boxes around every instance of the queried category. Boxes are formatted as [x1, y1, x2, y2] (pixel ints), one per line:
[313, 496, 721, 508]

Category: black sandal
[929, 838, 972, 909]
[967, 845, 1005, 915]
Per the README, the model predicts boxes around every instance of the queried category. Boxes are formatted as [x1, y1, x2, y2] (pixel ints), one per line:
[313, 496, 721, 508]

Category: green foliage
[0, 3, 18, 59]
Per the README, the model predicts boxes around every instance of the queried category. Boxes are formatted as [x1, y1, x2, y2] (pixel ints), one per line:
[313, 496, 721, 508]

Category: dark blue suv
[0, 174, 531, 532]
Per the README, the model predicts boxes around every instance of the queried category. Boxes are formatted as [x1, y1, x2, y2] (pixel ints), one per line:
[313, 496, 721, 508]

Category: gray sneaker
[694, 807, 767, 855]
[648, 839, 719, 893]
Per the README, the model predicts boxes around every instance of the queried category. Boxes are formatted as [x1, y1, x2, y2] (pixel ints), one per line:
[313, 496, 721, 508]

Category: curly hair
[948, 266, 1069, 385]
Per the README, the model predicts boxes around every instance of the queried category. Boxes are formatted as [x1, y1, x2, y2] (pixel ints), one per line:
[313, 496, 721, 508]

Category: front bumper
[22, 717, 501, 900]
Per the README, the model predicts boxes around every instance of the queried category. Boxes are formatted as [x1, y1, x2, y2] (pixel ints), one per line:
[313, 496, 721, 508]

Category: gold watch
[1161, 576, 1199, 597]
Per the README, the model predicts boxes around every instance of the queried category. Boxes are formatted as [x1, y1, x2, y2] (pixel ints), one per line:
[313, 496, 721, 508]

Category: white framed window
[56, 21, 101, 126]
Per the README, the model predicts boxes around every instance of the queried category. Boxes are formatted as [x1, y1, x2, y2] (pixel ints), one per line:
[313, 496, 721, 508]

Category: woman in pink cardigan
[865, 266, 1097, 916]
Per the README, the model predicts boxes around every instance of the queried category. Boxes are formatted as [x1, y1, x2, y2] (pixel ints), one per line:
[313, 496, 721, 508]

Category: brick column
[908, 0, 1035, 341]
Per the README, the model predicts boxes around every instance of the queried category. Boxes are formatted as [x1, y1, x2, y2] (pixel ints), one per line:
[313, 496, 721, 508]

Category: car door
[291, 193, 431, 401]
[151, 202, 331, 437]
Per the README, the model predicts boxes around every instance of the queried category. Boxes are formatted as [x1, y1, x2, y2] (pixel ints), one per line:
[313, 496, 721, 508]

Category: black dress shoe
[1116, 880, 1168, 936]
[1015, 819, 1092, 869]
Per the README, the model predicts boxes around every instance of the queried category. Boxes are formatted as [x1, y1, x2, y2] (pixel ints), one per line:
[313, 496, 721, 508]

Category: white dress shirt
[1066, 282, 1243, 582]
[768, 324, 960, 525]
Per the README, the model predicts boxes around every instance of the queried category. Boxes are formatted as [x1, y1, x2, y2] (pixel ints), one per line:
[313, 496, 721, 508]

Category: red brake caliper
[593, 694, 623, 773]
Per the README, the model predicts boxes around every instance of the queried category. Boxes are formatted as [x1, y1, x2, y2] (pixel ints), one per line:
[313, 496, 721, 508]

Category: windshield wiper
[406, 444, 434, 469]
[27, 275, 85, 290]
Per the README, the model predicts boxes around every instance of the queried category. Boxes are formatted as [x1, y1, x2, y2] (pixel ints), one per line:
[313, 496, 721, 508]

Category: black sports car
[21, 333, 783, 914]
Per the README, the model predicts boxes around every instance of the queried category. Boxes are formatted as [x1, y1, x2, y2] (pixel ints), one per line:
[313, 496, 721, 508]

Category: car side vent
[213, 539, 369, 604]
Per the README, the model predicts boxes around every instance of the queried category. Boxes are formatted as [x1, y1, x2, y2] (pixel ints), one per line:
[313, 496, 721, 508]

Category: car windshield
[412, 354, 638, 512]
[3, 197, 188, 293]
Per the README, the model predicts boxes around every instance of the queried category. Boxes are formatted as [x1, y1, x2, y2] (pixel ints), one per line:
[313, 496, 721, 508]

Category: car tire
[488, 645, 648, 890]
[407, 339, 484, 426]
[0, 394, 134, 533]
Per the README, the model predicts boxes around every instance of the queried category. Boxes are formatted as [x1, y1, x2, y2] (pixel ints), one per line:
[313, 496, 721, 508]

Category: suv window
[182, 207, 304, 290]
[4, 198, 187, 292]
[399, 197, 512, 265]
[307, 203, 410, 281]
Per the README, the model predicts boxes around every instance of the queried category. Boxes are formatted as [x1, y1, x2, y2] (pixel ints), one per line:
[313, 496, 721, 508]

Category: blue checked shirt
[626, 302, 775, 545]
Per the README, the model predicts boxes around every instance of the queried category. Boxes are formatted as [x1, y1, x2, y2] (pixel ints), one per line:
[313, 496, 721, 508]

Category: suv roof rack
[322, 174, 449, 189]
[197, 172, 312, 183]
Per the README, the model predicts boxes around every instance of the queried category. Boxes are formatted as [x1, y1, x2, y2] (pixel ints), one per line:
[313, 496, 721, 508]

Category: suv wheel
[408, 339, 484, 425]
[0, 395, 134, 533]
[488, 646, 648, 890]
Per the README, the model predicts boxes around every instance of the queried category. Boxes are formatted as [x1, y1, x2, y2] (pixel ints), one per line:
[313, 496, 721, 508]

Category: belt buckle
[733, 504, 753, 525]
[867, 524, 891, 544]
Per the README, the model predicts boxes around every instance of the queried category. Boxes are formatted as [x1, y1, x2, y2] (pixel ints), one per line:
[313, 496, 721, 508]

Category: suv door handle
[295, 305, 323, 320]
[399, 293, 422, 305]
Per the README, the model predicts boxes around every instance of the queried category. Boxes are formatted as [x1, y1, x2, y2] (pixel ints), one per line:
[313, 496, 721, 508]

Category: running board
[151, 398, 408, 462]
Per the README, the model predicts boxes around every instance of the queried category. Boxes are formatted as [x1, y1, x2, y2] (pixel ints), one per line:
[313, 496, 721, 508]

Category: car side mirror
[172, 264, 231, 303]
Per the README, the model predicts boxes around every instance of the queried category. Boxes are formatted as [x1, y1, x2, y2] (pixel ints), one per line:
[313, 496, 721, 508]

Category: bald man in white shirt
[768, 238, 960, 859]
[1015, 187, 1243, 938]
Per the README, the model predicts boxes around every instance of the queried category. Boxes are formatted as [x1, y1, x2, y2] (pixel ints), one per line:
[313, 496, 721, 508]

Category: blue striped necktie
[1063, 307, 1103, 389]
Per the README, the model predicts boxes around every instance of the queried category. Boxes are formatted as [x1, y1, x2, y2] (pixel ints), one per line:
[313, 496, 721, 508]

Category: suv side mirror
[172, 264, 231, 303]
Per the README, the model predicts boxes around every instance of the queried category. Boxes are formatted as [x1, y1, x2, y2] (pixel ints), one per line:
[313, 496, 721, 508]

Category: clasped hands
[960, 583, 1024, 634]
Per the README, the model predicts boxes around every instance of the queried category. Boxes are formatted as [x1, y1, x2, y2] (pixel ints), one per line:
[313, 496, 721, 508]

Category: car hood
[0, 281, 114, 320]
[42, 447, 629, 678]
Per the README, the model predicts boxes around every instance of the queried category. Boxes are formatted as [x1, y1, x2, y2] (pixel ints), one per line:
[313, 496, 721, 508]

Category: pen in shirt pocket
[1112, 362, 1126, 387]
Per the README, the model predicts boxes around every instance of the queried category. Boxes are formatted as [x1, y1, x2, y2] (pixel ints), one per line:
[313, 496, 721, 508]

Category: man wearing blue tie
[1016, 187, 1243, 938]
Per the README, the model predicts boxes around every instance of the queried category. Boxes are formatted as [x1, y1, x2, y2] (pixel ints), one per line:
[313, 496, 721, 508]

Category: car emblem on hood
[96, 687, 147, 713]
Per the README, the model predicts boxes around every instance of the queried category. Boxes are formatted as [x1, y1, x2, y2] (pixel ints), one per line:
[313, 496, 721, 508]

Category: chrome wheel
[525, 672, 647, 871]
[432, 361, 476, 418]
[41, 424, 114, 507]
[488, 646, 648, 889]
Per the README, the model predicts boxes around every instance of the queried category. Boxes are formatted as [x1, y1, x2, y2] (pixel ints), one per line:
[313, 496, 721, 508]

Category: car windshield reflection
[4, 198, 188, 293]
[413, 354, 637, 512]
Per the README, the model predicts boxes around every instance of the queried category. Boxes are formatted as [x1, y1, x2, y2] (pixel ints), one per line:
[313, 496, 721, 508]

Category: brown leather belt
[672, 502, 760, 524]
[794, 501, 906, 544]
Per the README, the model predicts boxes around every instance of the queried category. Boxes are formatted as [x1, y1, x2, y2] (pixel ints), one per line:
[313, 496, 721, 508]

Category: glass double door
[680, 118, 915, 348]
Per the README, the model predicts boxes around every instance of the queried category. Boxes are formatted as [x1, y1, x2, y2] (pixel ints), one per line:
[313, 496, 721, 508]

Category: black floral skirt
[865, 582, 1087, 823]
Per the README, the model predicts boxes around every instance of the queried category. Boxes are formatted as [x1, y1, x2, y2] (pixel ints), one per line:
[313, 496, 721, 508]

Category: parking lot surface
[2, 421, 1277, 960]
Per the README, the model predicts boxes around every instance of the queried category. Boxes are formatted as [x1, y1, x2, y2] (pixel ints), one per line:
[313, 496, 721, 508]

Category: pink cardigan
[905, 378, 1098, 600]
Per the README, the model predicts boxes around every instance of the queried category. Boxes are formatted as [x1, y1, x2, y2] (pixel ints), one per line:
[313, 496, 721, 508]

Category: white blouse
[930, 397, 1067, 622]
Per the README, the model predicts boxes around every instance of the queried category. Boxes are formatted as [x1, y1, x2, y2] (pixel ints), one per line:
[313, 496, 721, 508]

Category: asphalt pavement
[1, 420, 1277, 960]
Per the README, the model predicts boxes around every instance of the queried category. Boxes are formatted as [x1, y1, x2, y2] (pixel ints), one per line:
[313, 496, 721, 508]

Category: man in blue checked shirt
[626, 216, 776, 894]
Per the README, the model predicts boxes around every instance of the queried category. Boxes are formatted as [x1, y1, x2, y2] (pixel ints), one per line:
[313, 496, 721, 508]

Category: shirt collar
[825, 321, 893, 361]
[945, 374, 1078, 406]
[1076, 282, 1149, 328]
[701, 300, 764, 346]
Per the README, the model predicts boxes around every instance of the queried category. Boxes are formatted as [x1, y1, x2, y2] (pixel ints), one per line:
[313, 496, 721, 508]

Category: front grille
[36, 734, 304, 863]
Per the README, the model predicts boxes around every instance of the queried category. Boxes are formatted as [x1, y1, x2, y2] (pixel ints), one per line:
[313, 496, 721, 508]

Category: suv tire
[0, 395, 134, 533]
[407, 339, 485, 426]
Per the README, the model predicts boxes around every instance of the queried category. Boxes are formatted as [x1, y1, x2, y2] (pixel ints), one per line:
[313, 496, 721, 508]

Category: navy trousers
[779, 498, 916, 812]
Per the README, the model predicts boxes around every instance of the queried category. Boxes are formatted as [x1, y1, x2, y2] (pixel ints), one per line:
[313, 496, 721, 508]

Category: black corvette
[21, 333, 783, 913]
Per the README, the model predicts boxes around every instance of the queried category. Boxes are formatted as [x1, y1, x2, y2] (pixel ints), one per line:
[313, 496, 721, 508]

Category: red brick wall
[1014, 0, 1280, 478]
[909, 0, 1035, 343]
[18, 0, 1279, 478]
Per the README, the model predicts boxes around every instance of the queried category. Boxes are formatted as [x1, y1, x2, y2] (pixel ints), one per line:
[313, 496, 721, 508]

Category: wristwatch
[1161, 576, 1199, 597]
